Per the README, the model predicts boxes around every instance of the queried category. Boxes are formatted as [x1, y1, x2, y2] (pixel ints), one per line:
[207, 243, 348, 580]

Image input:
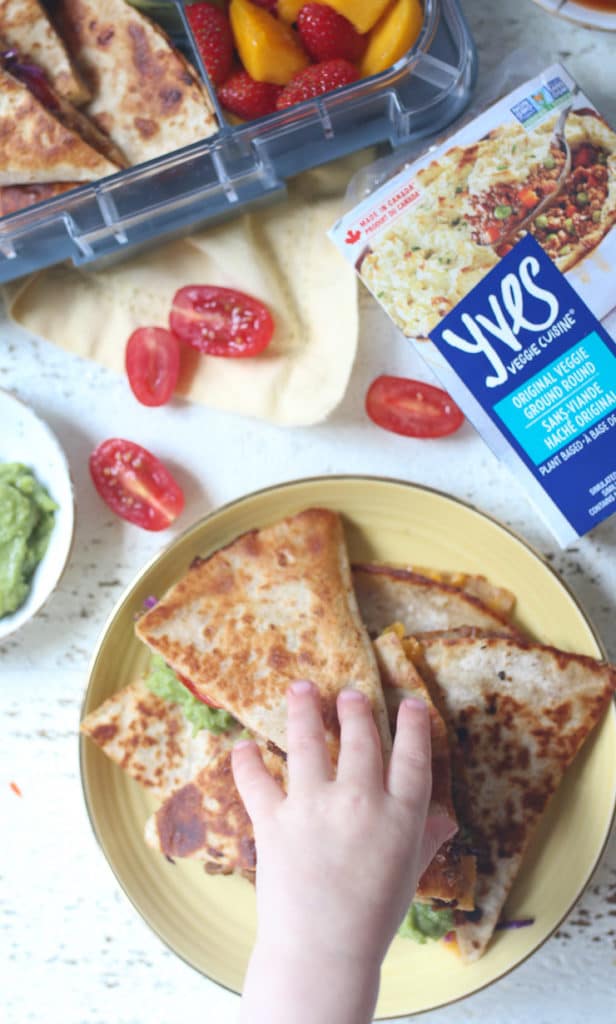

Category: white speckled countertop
[2, 2, 616, 1022]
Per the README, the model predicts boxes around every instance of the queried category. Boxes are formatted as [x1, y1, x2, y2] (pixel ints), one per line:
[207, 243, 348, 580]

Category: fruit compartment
[0, 0, 477, 284]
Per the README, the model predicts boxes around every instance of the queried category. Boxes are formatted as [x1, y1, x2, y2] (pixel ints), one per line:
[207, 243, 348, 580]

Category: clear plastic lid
[0, 0, 477, 283]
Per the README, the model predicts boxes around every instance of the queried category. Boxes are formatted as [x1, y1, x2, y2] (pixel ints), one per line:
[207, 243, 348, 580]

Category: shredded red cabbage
[143, 595, 158, 610]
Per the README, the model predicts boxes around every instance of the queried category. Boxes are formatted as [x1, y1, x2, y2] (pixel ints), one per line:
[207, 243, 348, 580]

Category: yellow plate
[80, 477, 616, 1018]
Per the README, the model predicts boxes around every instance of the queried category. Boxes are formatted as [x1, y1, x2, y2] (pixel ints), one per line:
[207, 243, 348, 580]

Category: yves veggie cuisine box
[330, 64, 616, 546]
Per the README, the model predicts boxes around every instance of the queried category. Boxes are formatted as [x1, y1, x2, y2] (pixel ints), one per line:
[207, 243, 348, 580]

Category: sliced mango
[278, 0, 393, 34]
[230, 0, 309, 86]
[361, 0, 423, 77]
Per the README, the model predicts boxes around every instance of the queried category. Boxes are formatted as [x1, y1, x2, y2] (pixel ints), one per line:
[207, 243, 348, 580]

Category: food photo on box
[2, 3, 616, 1024]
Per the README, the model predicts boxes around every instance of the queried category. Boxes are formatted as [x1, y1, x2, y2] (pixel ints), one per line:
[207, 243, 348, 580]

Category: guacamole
[398, 902, 455, 944]
[145, 654, 236, 735]
[0, 462, 57, 619]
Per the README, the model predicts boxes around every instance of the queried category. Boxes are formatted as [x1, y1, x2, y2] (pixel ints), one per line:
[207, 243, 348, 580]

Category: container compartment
[0, 0, 477, 283]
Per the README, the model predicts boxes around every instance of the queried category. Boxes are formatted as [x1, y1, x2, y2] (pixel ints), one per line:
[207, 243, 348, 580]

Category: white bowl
[0, 389, 75, 639]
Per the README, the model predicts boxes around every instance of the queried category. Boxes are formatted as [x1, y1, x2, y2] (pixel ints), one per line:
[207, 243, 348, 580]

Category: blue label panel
[493, 333, 616, 465]
[430, 235, 616, 539]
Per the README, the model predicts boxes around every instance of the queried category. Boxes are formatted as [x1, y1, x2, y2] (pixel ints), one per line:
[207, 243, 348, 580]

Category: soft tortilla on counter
[135, 509, 392, 763]
[5, 185, 358, 426]
[54, 0, 217, 164]
[410, 633, 616, 962]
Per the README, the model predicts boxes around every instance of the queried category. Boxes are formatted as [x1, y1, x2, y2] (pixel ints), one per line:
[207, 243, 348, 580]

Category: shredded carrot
[9, 781, 22, 797]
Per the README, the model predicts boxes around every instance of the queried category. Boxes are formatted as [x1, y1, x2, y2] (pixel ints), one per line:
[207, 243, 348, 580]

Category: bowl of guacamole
[0, 390, 74, 639]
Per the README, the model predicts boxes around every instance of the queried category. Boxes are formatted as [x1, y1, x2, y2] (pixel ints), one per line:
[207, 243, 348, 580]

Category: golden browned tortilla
[0, 181, 76, 216]
[55, 0, 218, 165]
[136, 509, 392, 763]
[0, 65, 123, 184]
[374, 632, 476, 911]
[0, 0, 90, 105]
[352, 565, 521, 640]
[80, 677, 232, 803]
[409, 633, 616, 962]
[144, 739, 286, 879]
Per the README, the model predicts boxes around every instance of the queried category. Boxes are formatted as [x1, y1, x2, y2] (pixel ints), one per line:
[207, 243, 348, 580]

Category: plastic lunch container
[0, 0, 477, 284]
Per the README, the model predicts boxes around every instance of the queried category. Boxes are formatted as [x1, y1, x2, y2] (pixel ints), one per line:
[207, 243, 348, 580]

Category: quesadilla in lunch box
[0, 181, 76, 216]
[401, 633, 616, 961]
[0, 0, 89, 105]
[136, 509, 392, 763]
[54, 0, 218, 165]
[352, 564, 521, 640]
[0, 62, 124, 185]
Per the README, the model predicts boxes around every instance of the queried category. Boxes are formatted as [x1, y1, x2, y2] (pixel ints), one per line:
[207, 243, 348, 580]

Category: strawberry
[276, 58, 359, 109]
[297, 3, 365, 64]
[186, 2, 234, 87]
[219, 70, 283, 119]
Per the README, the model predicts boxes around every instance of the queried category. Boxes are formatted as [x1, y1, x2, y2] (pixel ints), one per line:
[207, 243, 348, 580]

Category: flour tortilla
[407, 567, 516, 618]
[4, 187, 358, 426]
[55, 0, 217, 164]
[136, 509, 392, 763]
[352, 565, 521, 639]
[411, 634, 616, 961]
[0, 181, 77, 217]
[0, 65, 122, 185]
[374, 633, 476, 910]
[0, 0, 90, 105]
[80, 677, 236, 803]
[144, 739, 286, 878]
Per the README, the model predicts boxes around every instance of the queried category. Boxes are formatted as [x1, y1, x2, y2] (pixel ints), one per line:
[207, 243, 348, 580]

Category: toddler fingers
[286, 680, 332, 793]
[232, 740, 284, 824]
[387, 697, 432, 816]
[336, 689, 383, 790]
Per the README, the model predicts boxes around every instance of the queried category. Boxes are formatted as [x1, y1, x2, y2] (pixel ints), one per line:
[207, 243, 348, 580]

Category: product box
[330, 64, 616, 546]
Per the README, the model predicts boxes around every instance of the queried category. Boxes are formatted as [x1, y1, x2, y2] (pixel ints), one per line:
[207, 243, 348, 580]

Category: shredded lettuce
[398, 902, 455, 944]
[145, 654, 236, 736]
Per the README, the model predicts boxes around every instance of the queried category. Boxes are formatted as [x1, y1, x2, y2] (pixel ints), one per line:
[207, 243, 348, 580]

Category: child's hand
[232, 680, 456, 1024]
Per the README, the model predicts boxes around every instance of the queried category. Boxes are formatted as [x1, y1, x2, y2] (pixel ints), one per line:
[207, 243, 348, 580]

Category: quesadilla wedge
[136, 509, 392, 763]
[80, 676, 236, 803]
[374, 632, 476, 912]
[144, 739, 286, 879]
[0, 0, 89, 104]
[0, 64, 124, 185]
[407, 567, 516, 618]
[352, 565, 521, 640]
[402, 633, 616, 961]
[0, 181, 76, 216]
[55, 0, 218, 165]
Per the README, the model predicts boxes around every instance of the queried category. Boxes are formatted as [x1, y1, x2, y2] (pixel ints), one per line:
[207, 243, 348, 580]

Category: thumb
[418, 813, 458, 878]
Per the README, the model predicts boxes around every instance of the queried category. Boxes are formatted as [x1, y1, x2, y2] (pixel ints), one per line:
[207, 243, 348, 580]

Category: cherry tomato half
[125, 326, 180, 407]
[366, 376, 464, 439]
[169, 285, 274, 358]
[89, 438, 185, 531]
[178, 673, 222, 709]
